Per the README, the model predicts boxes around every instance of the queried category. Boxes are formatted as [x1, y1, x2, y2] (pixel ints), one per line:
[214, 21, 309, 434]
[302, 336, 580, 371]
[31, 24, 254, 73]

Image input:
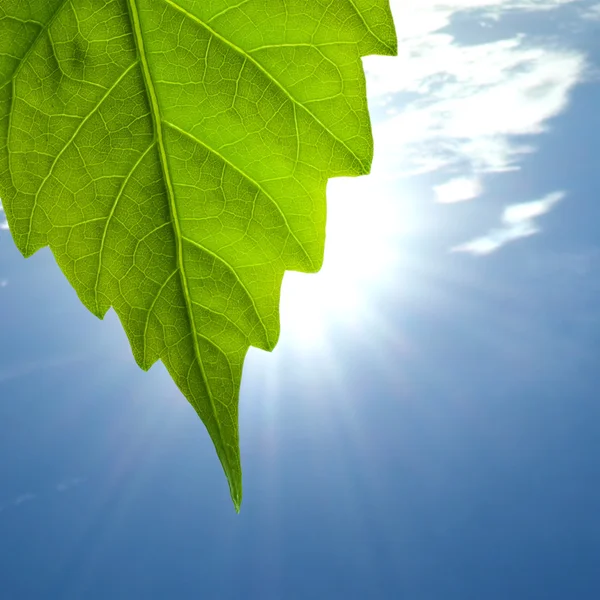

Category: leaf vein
[162, 119, 314, 270]
[181, 235, 269, 344]
[94, 141, 156, 314]
[24, 60, 139, 254]
[161, 0, 368, 171]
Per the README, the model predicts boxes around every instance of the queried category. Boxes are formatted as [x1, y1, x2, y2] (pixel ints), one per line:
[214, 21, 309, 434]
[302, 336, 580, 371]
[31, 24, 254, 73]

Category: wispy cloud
[452, 191, 565, 254]
[0, 477, 86, 516]
[366, 0, 587, 202]
[56, 477, 86, 492]
[581, 3, 600, 20]
[13, 493, 35, 506]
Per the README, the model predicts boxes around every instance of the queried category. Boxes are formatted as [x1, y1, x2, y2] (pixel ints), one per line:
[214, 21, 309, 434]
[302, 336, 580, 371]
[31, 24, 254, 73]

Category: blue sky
[1, 1, 600, 598]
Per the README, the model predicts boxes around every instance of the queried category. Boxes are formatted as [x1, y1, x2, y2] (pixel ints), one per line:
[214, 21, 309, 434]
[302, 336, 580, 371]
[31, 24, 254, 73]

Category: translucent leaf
[0, 0, 397, 510]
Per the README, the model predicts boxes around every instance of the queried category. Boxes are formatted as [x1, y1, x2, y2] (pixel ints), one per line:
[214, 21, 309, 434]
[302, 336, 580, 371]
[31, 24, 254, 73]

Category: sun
[277, 173, 406, 349]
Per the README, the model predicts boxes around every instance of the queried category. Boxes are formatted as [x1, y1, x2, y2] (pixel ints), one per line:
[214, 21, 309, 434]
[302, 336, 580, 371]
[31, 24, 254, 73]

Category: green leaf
[0, 0, 397, 510]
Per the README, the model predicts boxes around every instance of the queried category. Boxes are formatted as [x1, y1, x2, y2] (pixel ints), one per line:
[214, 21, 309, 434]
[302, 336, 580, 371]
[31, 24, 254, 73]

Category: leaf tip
[230, 481, 242, 514]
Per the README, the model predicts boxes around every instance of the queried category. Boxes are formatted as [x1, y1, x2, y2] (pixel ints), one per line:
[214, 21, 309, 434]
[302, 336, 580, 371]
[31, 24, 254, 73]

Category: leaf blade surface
[0, 0, 397, 510]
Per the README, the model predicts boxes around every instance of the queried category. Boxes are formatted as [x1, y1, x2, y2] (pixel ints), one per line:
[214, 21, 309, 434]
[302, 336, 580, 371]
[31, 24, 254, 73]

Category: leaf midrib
[126, 0, 236, 501]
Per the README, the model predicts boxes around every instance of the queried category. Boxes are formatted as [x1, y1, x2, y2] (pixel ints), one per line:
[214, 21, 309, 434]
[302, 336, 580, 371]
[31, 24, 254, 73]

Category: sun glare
[278, 175, 406, 348]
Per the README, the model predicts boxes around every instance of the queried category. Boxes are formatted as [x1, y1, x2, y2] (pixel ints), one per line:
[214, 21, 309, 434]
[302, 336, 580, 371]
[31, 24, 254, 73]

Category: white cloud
[434, 176, 483, 203]
[386, 0, 578, 46]
[0, 280, 7, 288]
[365, 0, 587, 200]
[452, 190, 565, 254]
